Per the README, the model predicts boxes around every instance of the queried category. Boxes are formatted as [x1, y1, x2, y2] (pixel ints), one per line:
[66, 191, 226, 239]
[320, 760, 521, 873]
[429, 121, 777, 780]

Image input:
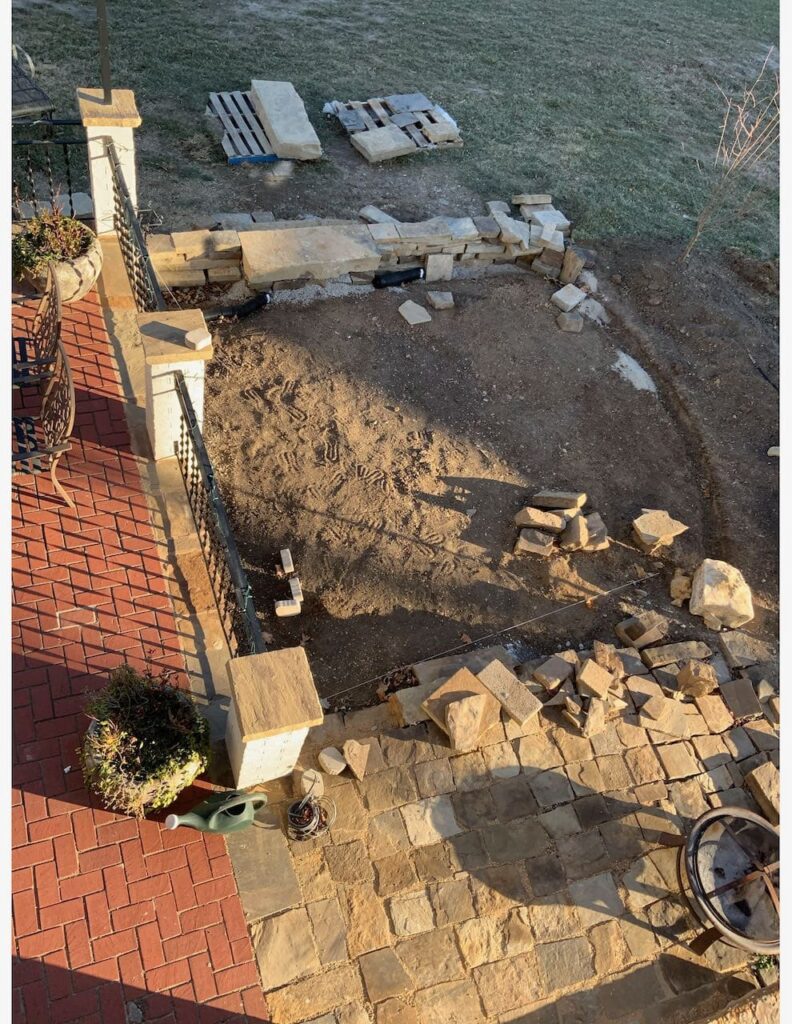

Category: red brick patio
[12, 292, 266, 1023]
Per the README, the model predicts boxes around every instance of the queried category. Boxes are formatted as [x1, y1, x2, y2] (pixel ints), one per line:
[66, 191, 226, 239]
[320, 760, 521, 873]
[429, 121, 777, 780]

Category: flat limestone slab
[226, 806, 301, 921]
[228, 646, 323, 741]
[351, 124, 418, 162]
[399, 300, 431, 325]
[250, 80, 322, 160]
[241, 224, 381, 285]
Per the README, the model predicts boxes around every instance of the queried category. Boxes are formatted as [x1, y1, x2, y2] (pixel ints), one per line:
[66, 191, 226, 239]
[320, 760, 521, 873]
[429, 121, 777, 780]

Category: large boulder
[689, 558, 754, 629]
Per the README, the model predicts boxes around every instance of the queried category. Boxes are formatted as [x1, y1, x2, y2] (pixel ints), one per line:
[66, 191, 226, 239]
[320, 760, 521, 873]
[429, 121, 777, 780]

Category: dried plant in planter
[12, 203, 95, 280]
[80, 664, 211, 819]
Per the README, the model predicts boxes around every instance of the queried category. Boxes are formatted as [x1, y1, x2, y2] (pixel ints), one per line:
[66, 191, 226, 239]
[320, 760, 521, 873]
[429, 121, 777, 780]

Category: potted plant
[12, 204, 103, 303]
[80, 664, 211, 819]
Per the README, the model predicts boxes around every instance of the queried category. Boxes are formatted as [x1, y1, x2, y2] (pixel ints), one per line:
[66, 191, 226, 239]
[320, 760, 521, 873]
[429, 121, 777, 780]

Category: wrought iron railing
[173, 371, 266, 658]
[105, 138, 166, 313]
[12, 119, 89, 219]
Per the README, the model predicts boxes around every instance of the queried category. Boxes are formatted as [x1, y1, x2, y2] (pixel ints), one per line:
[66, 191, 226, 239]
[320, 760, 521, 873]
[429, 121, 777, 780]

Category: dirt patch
[204, 248, 777, 708]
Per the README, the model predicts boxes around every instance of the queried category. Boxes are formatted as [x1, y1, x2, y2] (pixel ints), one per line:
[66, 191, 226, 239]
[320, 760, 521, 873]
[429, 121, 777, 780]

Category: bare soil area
[204, 248, 778, 707]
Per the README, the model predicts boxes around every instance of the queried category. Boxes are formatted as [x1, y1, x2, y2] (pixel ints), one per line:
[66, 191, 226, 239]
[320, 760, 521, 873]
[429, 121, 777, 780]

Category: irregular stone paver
[307, 897, 349, 964]
[414, 757, 455, 797]
[343, 884, 393, 956]
[252, 907, 320, 989]
[474, 951, 544, 1015]
[536, 936, 595, 992]
[396, 926, 465, 987]
[267, 963, 364, 1023]
[400, 795, 463, 846]
[568, 871, 625, 928]
[414, 978, 483, 1024]
[430, 878, 476, 926]
[389, 891, 435, 936]
[360, 947, 412, 1002]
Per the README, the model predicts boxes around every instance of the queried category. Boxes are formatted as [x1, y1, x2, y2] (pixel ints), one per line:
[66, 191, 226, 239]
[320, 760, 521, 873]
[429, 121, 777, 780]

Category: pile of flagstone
[512, 489, 609, 556]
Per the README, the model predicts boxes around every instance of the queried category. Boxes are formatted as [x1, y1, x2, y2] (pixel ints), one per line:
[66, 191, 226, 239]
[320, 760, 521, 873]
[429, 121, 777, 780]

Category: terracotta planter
[33, 230, 103, 304]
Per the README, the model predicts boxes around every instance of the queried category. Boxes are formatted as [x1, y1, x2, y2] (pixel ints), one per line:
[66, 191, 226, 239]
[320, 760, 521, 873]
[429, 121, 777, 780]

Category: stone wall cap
[137, 310, 214, 364]
[228, 646, 324, 741]
[77, 88, 142, 127]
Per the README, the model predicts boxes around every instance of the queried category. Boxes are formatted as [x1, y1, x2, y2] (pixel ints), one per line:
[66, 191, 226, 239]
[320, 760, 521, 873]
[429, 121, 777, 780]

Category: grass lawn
[14, 0, 778, 255]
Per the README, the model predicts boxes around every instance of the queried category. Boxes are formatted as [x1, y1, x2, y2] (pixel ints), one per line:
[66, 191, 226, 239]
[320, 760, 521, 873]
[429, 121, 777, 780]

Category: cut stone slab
[249, 80, 322, 160]
[514, 528, 555, 556]
[744, 760, 779, 823]
[445, 694, 491, 752]
[476, 658, 542, 727]
[513, 192, 552, 206]
[718, 630, 773, 669]
[241, 224, 381, 285]
[351, 124, 418, 162]
[689, 558, 754, 629]
[359, 947, 412, 1002]
[557, 310, 583, 333]
[560, 245, 586, 285]
[532, 490, 586, 509]
[389, 891, 435, 936]
[514, 507, 566, 532]
[343, 884, 393, 957]
[656, 742, 700, 780]
[342, 739, 370, 780]
[550, 283, 586, 312]
[639, 695, 689, 738]
[720, 677, 763, 719]
[632, 509, 689, 549]
[641, 641, 712, 669]
[400, 795, 463, 847]
[307, 897, 348, 964]
[226, 807, 301, 922]
[576, 658, 614, 699]
[425, 253, 454, 282]
[421, 667, 501, 742]
[398, 300, 432, 325]
[252, 908, 320, 989]
[568, 872, 625, 928]
[426, 290, 454, 310]
[676, 660, 718, 698]
[318, 746, 347, 775]
[359, 204, 399, 224]
[695, 694, 734, 733]
[412, 645, 518, 693]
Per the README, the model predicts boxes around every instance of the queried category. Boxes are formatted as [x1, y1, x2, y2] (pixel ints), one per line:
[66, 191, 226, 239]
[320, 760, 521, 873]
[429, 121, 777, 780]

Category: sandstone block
[557, 310, 583, 333]
[551, 283, 586, 312]
[399, 300, 432, 325]
[744, 760, 779, 823]
[514, 507, 565, 532]
[445, 694, 491, 752]
[689, 558, 754, 629]
[576, 658, 613, 699]
[241, 224, 381, 285]
[718, 630, 773, 669]
[342, 739, 370, 780]
[560, 513, 589, 550]
[614, 611, 669, 649]
[641, 641, 712, 668]
[533, 655, 575, 691]
[318, 746, 347, 774]
[720, 677, 763, 719]
[514, 528, 555, 556]
[359, 204, 399, 224]
[266, 963, 363, 1022]
[532, 490, 586, 509]
[560, 245, 586, 284]
[425, 253, 453, 282]
[632, 508, 689, 550]
[426, 290, 454, 310]
[400, 795, 462, 847]
[676, 660, 718, 698]
[250, 80, 322, 160]
[476, 658, 542, 727]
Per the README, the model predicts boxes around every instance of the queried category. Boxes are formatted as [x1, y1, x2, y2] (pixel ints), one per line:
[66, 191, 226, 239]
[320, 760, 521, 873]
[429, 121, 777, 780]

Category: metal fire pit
[677, 807, 779, 956]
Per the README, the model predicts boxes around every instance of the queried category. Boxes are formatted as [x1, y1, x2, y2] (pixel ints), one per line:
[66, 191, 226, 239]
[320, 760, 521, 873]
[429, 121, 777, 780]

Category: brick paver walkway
[12, 292, 266, 1023]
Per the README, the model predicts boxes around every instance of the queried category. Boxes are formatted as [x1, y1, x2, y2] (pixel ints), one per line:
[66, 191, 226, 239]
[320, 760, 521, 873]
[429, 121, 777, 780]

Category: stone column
[138, 309, 213, 461]
[225, 647, 324, 789]
[76, 88, 142, 235]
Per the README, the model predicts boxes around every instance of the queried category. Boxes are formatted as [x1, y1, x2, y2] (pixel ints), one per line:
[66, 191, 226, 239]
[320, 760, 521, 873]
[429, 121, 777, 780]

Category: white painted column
[138, 309, 214, 461]
[76, 88, 141, 235]
[225, 647, 324, 789]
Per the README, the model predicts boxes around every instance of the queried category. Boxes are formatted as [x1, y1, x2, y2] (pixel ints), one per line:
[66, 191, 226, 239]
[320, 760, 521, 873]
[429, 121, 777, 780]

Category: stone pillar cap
[77, 88, 142, 127]
[228, 647, 324, 741]
[137, 310, 214, 364]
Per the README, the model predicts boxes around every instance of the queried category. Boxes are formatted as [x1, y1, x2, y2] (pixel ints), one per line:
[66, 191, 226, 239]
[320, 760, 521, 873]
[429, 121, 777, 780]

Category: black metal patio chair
[12, 267, 62, 388]
[12, 338, 76, 509]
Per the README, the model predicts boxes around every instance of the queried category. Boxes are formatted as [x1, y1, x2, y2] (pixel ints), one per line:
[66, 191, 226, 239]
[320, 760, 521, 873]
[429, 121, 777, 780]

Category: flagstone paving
[12, 292, 265, 1022]
[239, 682, 778, 1024]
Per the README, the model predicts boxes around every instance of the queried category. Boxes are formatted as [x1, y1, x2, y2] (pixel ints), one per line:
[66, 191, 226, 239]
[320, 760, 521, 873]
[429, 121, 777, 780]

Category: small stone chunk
[532, 490, 586, 510]
[533, 655, 575, 691]
[399, 300, 432, 325]
[445, 694, 491, 753]
[670, 568, 693, 607]
[514, 528, 555, 556]
[689, 558, 754, 629]
[744, 761, 779, 823]
[318, 746, 347, 775]
[514, 507, 566, 532]
[560, 514, 589, 551]
[556, 310, 583, 333]
[583, 511, 610, 551]
[551, 284, 586, 312]
[576, 659, 614, 699]
[676, 660, 718, 698]
[293, 767, 324, 798]
[426, 291, 454, 310]
[632, 509, 689, 550]
[343, 739, 371, 780]
[582, 698, 607, 738]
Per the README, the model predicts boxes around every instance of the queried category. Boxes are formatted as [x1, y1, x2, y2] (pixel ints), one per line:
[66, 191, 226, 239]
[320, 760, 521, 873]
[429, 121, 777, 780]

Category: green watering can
[165, 791, 267, 834]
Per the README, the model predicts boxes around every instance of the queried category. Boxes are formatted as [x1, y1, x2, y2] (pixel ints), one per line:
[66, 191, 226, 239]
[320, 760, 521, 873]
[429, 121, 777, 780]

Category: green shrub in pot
[80, 664, 210, 819]
[12, 205, 103, 303]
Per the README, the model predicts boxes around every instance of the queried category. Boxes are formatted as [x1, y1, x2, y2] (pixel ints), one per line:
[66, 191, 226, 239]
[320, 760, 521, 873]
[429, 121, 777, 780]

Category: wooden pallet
[206, 91, 279, 166]
[326, 93, 463, 152]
